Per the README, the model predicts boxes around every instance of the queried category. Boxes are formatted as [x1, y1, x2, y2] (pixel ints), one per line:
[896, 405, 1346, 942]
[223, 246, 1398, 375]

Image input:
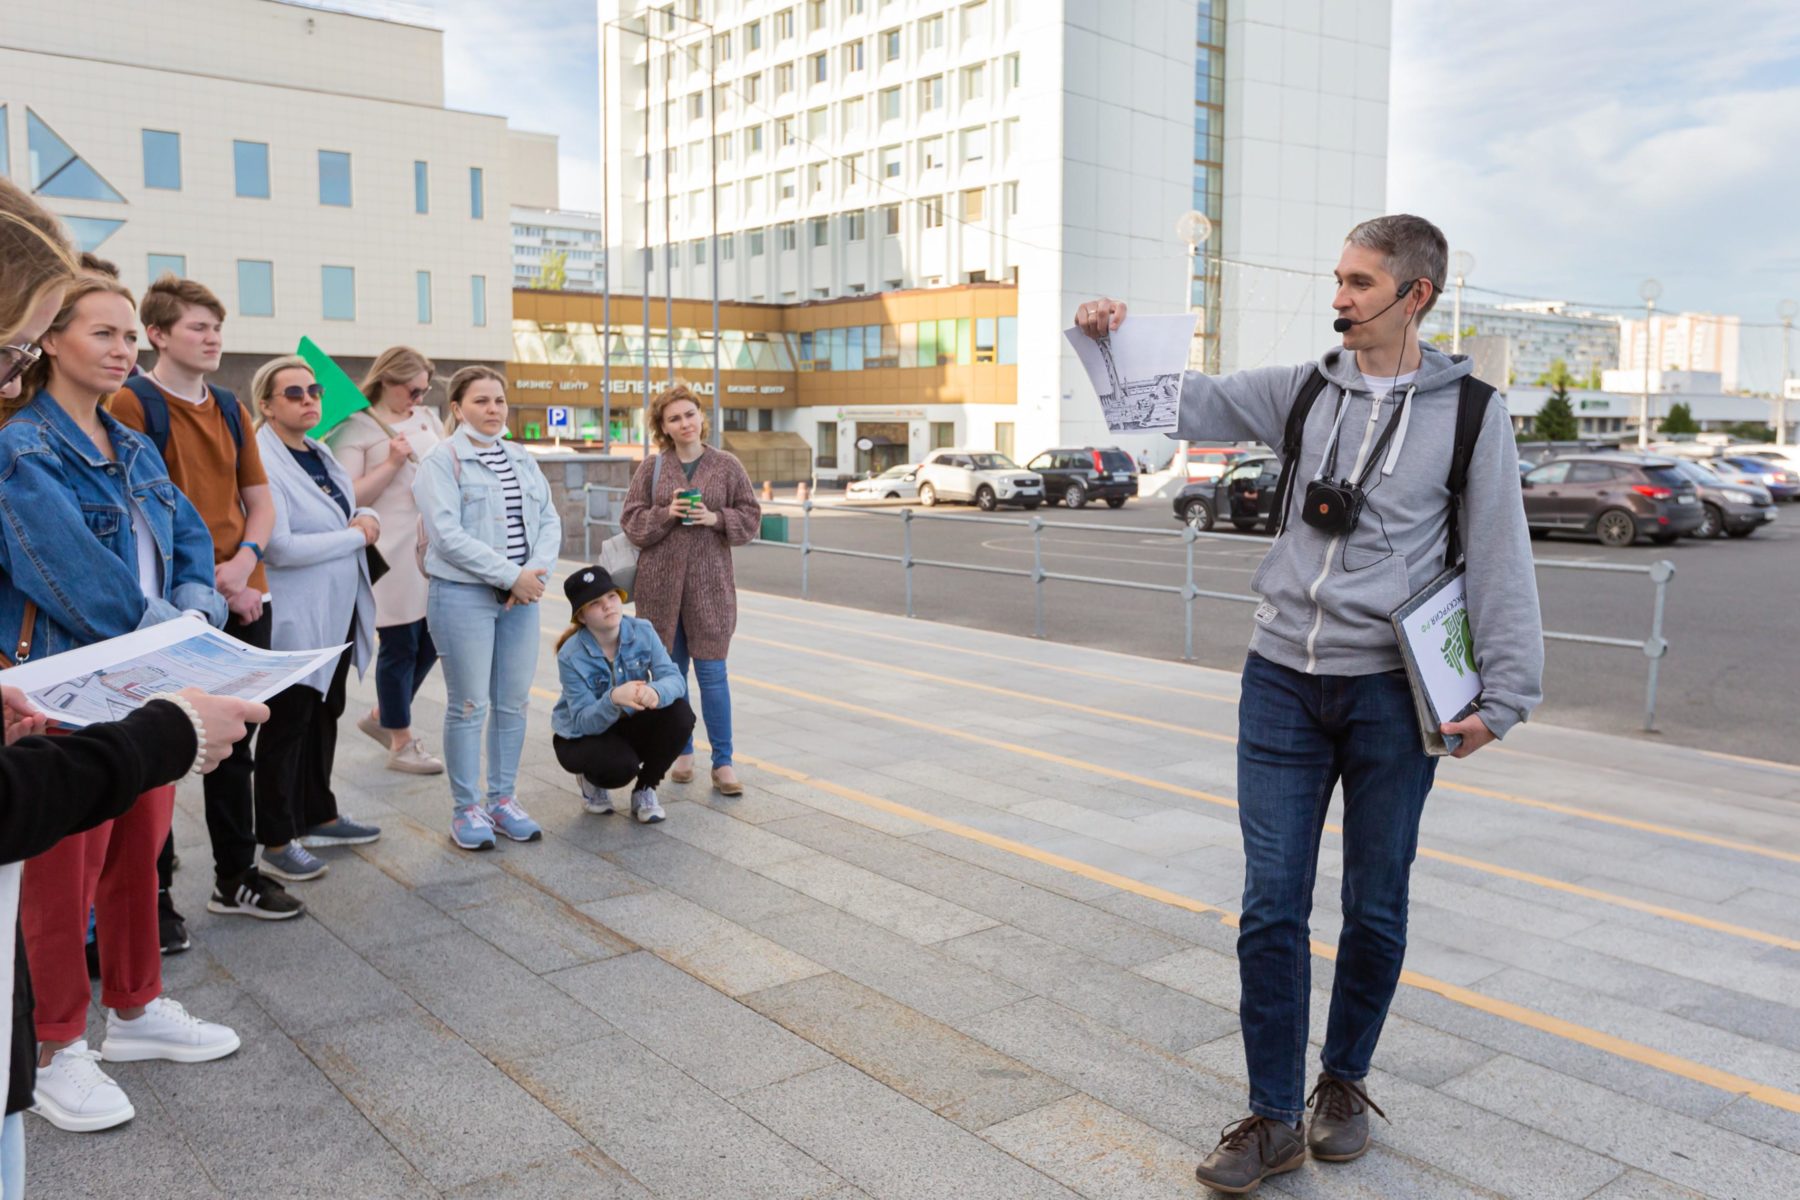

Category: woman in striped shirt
[413, 368, 563, 851]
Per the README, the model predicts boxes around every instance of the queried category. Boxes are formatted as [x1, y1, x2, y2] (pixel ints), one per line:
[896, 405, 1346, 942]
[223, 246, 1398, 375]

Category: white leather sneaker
[31, 1041, 135, 1132]
[101, 997, 241, 1064]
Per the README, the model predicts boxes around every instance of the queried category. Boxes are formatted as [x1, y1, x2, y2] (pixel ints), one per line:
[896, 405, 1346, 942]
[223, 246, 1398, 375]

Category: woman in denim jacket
[413, 367, 562, 852]
[550, 566, 693, 825]
[0, 275, 237, 1136]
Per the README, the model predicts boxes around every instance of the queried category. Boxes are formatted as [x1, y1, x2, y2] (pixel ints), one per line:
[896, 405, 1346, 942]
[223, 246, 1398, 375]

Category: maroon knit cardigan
[620, 446, 762, 660]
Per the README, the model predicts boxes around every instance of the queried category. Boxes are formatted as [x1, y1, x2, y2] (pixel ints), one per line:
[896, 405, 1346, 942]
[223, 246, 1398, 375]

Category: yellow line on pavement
[719, 742, 1800, 1117]
[732, 674, 1800, 953]
[739, 625, 1800, 868]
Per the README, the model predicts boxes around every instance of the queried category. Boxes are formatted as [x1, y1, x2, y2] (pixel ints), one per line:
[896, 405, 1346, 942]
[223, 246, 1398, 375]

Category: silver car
[845, 464, 920, 502]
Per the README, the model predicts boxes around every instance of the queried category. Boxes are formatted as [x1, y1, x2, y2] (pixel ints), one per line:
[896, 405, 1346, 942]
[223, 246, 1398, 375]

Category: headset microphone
[1332, 279, 1416, 334]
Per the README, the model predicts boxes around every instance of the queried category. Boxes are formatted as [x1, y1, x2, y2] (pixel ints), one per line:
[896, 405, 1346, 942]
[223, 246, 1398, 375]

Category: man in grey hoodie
[1075, 214, 1543, 1194]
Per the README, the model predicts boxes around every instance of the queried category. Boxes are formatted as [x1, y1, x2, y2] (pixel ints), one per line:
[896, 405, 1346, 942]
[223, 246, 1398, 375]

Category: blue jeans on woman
[375, 617, 437, 731]
[427, 580, 540, 809]
[671, 620, 733, 768]
[1235, 651, 1438, 1125]
[0, 1111, 23, 1200]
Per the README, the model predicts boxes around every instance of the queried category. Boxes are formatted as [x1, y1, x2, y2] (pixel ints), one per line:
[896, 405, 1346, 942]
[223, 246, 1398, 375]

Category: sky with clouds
[371, 0, 1798, 391]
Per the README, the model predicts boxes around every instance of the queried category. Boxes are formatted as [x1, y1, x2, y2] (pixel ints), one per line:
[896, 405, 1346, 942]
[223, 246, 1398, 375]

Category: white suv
[914, 449, 1044, 511]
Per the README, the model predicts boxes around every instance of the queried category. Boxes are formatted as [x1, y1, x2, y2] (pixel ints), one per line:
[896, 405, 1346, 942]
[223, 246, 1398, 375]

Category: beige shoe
[711, 765, 744, 796]
[386, 739, 444, 775]
[356, 712, 392, 750]
[669, 753, 695, 784]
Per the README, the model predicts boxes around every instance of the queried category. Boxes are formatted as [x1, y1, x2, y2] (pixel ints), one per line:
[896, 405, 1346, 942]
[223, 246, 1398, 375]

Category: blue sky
[383, 0, 1800, 390]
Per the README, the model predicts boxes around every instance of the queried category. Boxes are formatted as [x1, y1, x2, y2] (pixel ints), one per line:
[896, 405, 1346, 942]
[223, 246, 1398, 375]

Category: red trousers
[21, 785, 173, 1042]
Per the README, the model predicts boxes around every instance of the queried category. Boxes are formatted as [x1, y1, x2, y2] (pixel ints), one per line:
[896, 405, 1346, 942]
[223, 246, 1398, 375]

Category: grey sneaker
[260, 843, 328, 882]
[1305, 1073, 1386, 1162]
[387, 738, 444, 775]
[580, 776, 614, 814]
[630, 787, 665, 824]
[1194, 1115, 1306, 1194]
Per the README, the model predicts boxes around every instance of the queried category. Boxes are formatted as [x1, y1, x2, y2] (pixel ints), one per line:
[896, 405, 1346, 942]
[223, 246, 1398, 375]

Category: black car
[1023, 446, 1140, 509]
[1172, 453, 1280, 532]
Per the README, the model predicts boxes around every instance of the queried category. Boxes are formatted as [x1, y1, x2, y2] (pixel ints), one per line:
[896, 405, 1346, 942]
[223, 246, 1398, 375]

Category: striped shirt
[475, 442, 529, 564]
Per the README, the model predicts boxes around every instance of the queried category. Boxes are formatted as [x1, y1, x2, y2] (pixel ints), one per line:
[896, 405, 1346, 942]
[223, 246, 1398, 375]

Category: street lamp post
[1450, 250, 1474, 356]
[1779, 299, 1797, 448]
[1638, 278, 1662, 450]
[1175, 211, 1213, 475]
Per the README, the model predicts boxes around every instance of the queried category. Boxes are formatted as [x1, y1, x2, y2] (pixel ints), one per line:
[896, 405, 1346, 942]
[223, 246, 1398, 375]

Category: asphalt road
[733, 492, 1800, 764]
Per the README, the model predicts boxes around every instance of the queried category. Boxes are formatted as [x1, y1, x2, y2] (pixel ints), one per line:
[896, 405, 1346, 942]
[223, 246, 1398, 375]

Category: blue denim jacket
[413, 428, 563, 590]
[552, 617, 686, 739]
[0, 389, 226, 661]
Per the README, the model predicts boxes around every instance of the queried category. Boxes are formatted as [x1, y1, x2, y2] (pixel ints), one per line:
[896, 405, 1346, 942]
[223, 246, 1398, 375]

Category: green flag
[297, 336, 368, 439]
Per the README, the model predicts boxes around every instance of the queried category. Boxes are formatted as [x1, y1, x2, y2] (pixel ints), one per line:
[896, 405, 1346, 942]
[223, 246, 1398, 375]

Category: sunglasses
[407, 385, 430, 401]
[278, 383, 325, 400]
[0, 343, 41, 390]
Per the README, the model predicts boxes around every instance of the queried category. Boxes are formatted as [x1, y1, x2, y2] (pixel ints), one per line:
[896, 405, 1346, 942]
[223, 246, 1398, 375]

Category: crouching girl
[551, 566, 695, 824]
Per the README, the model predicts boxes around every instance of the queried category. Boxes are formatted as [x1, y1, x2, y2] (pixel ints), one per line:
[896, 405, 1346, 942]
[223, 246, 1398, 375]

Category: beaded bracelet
[151, 694, 209, 777]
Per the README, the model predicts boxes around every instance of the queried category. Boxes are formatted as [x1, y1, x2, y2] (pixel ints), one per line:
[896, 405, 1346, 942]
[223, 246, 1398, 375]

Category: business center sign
[512, 378, 788, 397]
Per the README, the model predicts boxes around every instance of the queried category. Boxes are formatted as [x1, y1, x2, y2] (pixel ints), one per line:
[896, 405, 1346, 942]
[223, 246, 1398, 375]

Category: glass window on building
[975, 317, 996, 363]
[469, 166, 485, 218]
[921, 136, 944, 171]
[234, 139, 270, 198]
[749, 229, 766, 257]
[721, 233, 735, 260]
[879, 86, 901, 122]
[919, 74, 944, 112]
[414, 160, 429, 213]
[747, 18, 763, 49]
[918, 320, 938, 365]
[868, 324, 896, 368]
[962, 63, 985, 102]
[846, 326, 864, 370]
[936, 317, 958, 365]
[880, 145, 902, 179]
[27, 109, 125, 201]
[811, 51, 828, 83]
[962, 187, 985, 222]
[816, 421, 838, 468]
[898, 322, 917, 367]
[844, 42, 864, 73]
[922, 195, 945, 228]
[142, 130, 181, 190]
[748, 123, 765, 153]
[811, 216, 829, 247]
[237, 259, 274, 317]
[807, 107, 828, 141]
[780, 222, 797, 250]
[318, 150, 352, 206]
[962, 128, 987, 164]
[776, 63, 794, 96]
[882, 203, 901, 236]
[692, 237, 707, 264]
[955, 317, 973, 364]
[806, 0, 826, 30]
[778, 117, 795, 147]
[724, 408, 750, 432]
[321, 265, 355, 320]
[931, 421, 955, 449]
[998, 315, 1017, 363]
[920, 13, 944, 48]
[844, 211, 865, 241]
[148, 253, 186, 281]
[1004, 52, 1021, 89]
[416, 271, 432, 323]
[880, 26, 901, 61]
[778, 168, 797, 200]
[775, 8, 794, 39]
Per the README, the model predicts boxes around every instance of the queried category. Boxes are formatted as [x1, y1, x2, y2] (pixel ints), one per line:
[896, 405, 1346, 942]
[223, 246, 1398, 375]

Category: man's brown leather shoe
[1193, 1114, 1306, 1194]
[1305, 1072, 1386, 1162]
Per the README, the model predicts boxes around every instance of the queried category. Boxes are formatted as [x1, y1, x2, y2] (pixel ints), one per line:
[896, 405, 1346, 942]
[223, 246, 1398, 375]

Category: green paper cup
[678, 487, 703, 524]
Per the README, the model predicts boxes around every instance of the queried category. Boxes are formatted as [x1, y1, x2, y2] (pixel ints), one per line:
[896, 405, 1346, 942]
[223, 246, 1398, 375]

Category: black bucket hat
[565, 564, 627, 614]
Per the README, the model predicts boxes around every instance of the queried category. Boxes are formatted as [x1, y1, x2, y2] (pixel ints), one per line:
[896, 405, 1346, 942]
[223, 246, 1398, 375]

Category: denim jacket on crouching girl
[0, 389, 226, 661]
[551, 617, 687, 739]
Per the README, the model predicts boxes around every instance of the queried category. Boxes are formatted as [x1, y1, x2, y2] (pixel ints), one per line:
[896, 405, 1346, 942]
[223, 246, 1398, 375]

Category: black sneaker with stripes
[206, 868, 304, 920]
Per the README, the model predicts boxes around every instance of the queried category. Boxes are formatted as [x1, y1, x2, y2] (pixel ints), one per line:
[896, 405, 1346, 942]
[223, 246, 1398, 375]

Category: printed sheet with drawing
[1064, 313, 1198, 434]
[0, 615, 345, 727]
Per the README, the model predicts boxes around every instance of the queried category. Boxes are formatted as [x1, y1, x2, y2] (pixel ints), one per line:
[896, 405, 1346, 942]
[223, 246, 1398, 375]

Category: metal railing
[581, 485, 1676, 731]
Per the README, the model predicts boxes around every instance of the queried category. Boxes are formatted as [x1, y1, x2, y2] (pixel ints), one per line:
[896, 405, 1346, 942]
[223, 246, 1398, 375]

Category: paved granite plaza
[29, 573, 1800, 1199]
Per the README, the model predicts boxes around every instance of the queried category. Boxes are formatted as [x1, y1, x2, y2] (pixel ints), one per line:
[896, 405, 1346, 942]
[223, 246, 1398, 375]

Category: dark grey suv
[1521, 455, 1703, 546]
[1668, 459, 1777, 539]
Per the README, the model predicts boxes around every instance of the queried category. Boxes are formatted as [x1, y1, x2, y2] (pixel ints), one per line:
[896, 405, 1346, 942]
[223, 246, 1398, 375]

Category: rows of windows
[684, 115, 1017, 185]
[511, 316, 1018, 370]
[681, 1, 995, 80]
[135, 257, 490, 325]
[661, 184, 1015, 268]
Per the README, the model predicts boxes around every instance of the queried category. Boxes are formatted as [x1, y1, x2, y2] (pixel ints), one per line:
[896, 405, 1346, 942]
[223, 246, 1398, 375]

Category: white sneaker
[631, 787, 665, 824]
[580, 776, 614, 814]
[101, 997, 241, 1064]
[386, 738, 444, 775]
[31, 1041, 135, 1132]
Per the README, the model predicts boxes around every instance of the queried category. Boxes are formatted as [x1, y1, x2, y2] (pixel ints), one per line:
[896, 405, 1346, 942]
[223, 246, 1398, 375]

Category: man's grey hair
[1345, 214, 1448, 318]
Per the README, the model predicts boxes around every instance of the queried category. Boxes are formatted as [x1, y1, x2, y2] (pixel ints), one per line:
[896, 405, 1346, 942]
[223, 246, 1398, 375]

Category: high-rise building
[1619, 312, 1742, 393]
[581, 0, 1391, 474]
[1420, 300, 1620, 387]
[0, 0, 530, 391]
[514, 207, 609, 292]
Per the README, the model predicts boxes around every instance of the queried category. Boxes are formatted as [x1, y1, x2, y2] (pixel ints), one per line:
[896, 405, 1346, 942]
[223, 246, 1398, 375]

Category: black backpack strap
[1271, 368, 1330, 539]
[211, 386, 246, 451]
[1444, 374, 1497, 568]
[122, 375, 171, 459]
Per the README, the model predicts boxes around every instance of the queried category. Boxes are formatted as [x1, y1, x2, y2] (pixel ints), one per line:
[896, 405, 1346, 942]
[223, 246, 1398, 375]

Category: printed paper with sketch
[1064, 312, 1197, 434]
[1394, 571, 1483, 724]
[0, 616, 345, 727]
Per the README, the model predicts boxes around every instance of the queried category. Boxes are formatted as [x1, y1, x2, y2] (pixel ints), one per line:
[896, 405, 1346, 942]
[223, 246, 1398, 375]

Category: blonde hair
[0, 179, 80, 346]
[249, 355, 313, 427]
[444, 365, 506, 435]
[649, 383, 708, 454]
[21, 273, 136, 402]
[554, 591, 627, 651]
[358, 345, 436, 405]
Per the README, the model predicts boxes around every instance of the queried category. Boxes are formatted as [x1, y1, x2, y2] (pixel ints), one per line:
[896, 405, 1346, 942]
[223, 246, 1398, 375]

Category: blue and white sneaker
[450, 805, 496, 852]
[483, 798, 543, 843]
[260, 843, 327, 882]
[580, 777, 614, 815]
[299, 816, 382, 847]
[630, 787, 665, 824]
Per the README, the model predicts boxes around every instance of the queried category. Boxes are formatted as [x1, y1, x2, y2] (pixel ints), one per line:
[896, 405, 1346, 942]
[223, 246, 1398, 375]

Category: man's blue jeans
[671, 620, 733, 768]
[1236, 651, 1439, 1124]
[427, 580, 540, 809]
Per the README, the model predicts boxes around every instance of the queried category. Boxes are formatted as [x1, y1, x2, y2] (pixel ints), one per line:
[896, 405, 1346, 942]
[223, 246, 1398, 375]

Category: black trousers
[252, 632, 355, 847]
[157, 604, 271, 887]
[553, 699, 696, 792]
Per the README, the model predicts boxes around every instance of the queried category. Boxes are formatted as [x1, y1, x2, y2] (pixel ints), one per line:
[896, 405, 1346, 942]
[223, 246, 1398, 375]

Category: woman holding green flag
[325, 346, 445, 775]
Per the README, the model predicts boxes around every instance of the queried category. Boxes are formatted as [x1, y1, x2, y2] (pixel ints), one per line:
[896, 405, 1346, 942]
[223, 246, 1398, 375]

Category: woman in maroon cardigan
[620, 385, 762, 794]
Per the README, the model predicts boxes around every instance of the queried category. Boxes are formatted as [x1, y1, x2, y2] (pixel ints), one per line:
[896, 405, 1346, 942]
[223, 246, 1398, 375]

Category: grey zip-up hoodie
[1176, 342, 1544, 738]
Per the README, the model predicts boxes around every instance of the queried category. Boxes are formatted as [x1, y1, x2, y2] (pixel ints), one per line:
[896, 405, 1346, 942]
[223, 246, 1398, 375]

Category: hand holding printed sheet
[1064, 309, 1196, 434]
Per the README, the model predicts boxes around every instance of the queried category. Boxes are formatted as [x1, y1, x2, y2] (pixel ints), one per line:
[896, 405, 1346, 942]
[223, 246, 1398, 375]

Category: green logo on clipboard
[1441, 610, 1476, 677]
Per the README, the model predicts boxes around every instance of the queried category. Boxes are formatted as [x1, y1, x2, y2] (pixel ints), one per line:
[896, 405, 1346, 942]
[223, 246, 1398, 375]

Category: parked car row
[843, 445, 1145, 511]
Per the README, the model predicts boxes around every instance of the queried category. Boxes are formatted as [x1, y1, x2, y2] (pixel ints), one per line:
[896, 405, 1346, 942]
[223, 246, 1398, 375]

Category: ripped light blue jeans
[427, 579, 540, 809]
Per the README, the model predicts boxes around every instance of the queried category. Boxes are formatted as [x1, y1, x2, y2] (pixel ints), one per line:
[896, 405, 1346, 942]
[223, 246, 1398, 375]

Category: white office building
[513, 207, 609, 293]
[1421, 300, 1621, 387]
[0, 0, 530, 391]
[596, 0, 1391, 463]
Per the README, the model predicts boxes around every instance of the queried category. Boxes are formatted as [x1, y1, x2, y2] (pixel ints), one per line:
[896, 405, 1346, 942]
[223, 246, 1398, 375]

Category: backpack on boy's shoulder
[120, 375, 245, 463]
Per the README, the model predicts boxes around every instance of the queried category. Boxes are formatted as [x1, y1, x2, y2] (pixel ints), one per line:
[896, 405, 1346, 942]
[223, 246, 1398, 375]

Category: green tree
[1583, 364, 1603, 390]
[1723, 421, 1775, 444]
[530, 250, 569, 292]
[1535, 358, 1576, 390]
[1534, 382, 1579, 442]
[1427, 324, 1476, 348]
[1660, 402, 1699, 435]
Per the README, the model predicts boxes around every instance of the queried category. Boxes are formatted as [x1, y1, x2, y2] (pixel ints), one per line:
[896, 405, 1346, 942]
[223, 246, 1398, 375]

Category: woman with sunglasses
[249, 357, 383, 884]
[325, 346, 445, 775]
